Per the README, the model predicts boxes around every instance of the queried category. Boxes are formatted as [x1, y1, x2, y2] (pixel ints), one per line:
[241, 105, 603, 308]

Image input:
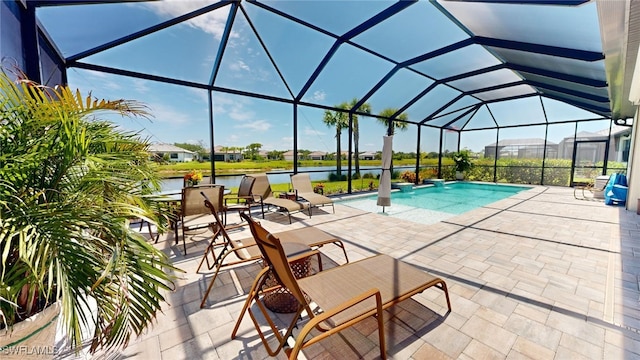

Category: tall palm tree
[350, 98, 371, 176]
[377, 107, 409, 135]
[377, 108, 410, 175]
[323, 103, 349, 178]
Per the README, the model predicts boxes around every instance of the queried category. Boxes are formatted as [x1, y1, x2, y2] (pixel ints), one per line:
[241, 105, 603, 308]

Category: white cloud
[229, 60, 251, 72]
[146, 102, 191, 124]
[236, 119, 271, 132]
[312, 90, 326, 101]
[303, 127, 325, 136]
[144, 1, 231, 40]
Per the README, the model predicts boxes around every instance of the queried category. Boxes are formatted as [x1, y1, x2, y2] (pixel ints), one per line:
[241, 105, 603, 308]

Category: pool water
[339, 182, 531, 225]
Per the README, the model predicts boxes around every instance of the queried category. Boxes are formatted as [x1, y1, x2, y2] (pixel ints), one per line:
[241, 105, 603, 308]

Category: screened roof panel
[539, 89, 610, 112]
[432, 96, 480, 118]
[449, 113, 474, 132]
[519, 72, 609, 98]
[541, 97, 605, 122]
[82, 9, 226, 85]
[438, 1, 603, 52]
[367, 68, 435, 115]
[464, 106, 498, 130]
[410, 44, 501, 80]
[303, 43, 395, 106]
[487, 96, 546, 127]
[259, 0, 394, 36]
[37, 3, 167, 57]
[474, 84, 536, 102]
[37, 2, 230, 58]
[215, 8, 292, 98]
[448, 68, 522, 92]
[428, 107, 474, 128]
[491, 47, 606, 81]
[243, 2, 335, 96]
[405, 84, 462, 122]
[352, 1, 469, 62]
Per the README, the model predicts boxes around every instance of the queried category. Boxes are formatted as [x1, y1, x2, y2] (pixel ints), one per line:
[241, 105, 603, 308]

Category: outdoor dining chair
[223, 175, 256, 224]
[232, 213, 451, 359]
[179, 184, 225, 255]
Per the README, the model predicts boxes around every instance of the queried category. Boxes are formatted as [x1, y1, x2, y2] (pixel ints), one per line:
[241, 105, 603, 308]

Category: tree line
[171, 98, 413, 168]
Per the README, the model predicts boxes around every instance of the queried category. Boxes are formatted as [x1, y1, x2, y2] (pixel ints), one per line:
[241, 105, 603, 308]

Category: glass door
[570, 140, 609, 186]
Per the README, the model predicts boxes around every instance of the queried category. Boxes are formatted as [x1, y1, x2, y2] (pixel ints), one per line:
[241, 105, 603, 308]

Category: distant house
[148, 143, 196, 162]
[484, 138, 558, 159]
[558, 125, 631, 162]
[308, 151, 327, 160]
[282, 150, 300, 161]
[211, 145, 244, 162]
[358, 151, 377, 160]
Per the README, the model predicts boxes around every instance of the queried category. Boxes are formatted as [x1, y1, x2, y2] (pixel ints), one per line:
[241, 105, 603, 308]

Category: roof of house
[148, 143, 195, 154]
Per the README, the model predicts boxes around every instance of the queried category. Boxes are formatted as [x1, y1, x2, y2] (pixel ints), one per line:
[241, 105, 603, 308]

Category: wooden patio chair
[198, 192, 350, 309]
[232, 212, 451, 359]
[290, 173, 334, 215]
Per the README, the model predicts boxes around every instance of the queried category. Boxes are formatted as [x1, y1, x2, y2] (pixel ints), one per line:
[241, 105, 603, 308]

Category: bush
[328, 172, 347, 181]
[400, 171, 418, 183]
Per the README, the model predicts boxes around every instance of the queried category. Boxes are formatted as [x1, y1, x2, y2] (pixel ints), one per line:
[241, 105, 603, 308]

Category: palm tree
[377, 108, 410, 175]
[377, 107, 409, 135]
[0, 69, 178, 354]
[349, 98, 371, 176]
[323, 103, 349, 178]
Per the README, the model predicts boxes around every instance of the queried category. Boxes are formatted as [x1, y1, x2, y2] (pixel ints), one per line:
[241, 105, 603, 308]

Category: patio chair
[232, 212, 451, 359]
[223, 175, 256, 223]
[198, 192, 349, 308]
[178, 184, 225, 255]
[252, 173, 310, 223]
[574, 174, 612, 200]
[290, 173, 334, 215]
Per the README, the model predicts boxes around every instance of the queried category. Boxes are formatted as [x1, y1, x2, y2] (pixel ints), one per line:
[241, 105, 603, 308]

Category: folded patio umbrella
[377, 135, 393, 211]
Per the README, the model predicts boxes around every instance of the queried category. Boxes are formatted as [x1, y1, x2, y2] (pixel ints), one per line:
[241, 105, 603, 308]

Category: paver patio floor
[66, 185, 640, 359]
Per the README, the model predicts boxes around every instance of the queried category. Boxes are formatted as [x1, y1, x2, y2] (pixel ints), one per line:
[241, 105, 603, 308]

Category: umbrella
[377, 135, 393, 212]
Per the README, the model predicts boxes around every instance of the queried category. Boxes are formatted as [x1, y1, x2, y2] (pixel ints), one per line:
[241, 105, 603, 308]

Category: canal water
[160, 166, 386, 192]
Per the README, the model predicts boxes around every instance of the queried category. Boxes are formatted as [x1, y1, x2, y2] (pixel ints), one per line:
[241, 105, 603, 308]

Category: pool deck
[68, 185, 640, 359]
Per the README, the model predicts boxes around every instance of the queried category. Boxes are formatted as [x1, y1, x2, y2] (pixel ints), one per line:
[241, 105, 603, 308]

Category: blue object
[604, 173, 628, 205]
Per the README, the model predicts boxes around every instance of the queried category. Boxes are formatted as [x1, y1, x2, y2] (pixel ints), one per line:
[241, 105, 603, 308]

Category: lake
[159, 166, 398, 192]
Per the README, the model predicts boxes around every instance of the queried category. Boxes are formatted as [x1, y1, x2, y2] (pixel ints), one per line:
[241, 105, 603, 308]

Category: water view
[160, 166, 390, 192]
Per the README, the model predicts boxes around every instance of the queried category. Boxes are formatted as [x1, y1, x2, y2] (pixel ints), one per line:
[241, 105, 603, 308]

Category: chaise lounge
[290, 173, 335, 215]
[251, 173, 310, 223]
[232, 213, 451, 359]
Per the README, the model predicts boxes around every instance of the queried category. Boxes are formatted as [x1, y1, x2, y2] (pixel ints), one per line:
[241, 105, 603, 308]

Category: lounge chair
[252, 173, 310, 223]
[197, 192, 349, 308]
[232, 212, 451, 359]
[574, 174, 612, 200]
[290, 173, 335, 215]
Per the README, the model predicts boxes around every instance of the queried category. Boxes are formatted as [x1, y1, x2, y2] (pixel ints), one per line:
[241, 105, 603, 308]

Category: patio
[70, 185, 640, 359]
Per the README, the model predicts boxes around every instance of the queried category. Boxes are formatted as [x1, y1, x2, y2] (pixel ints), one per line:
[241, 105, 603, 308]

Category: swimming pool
[339, 182, 531, 225]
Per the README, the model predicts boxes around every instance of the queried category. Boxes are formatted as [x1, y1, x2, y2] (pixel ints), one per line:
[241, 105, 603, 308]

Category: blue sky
[37, 0, 608, 154]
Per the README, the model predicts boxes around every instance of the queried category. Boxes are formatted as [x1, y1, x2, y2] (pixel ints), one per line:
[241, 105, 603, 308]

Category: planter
[455, 171, 464, 180]
[0, 303, 60, 359]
